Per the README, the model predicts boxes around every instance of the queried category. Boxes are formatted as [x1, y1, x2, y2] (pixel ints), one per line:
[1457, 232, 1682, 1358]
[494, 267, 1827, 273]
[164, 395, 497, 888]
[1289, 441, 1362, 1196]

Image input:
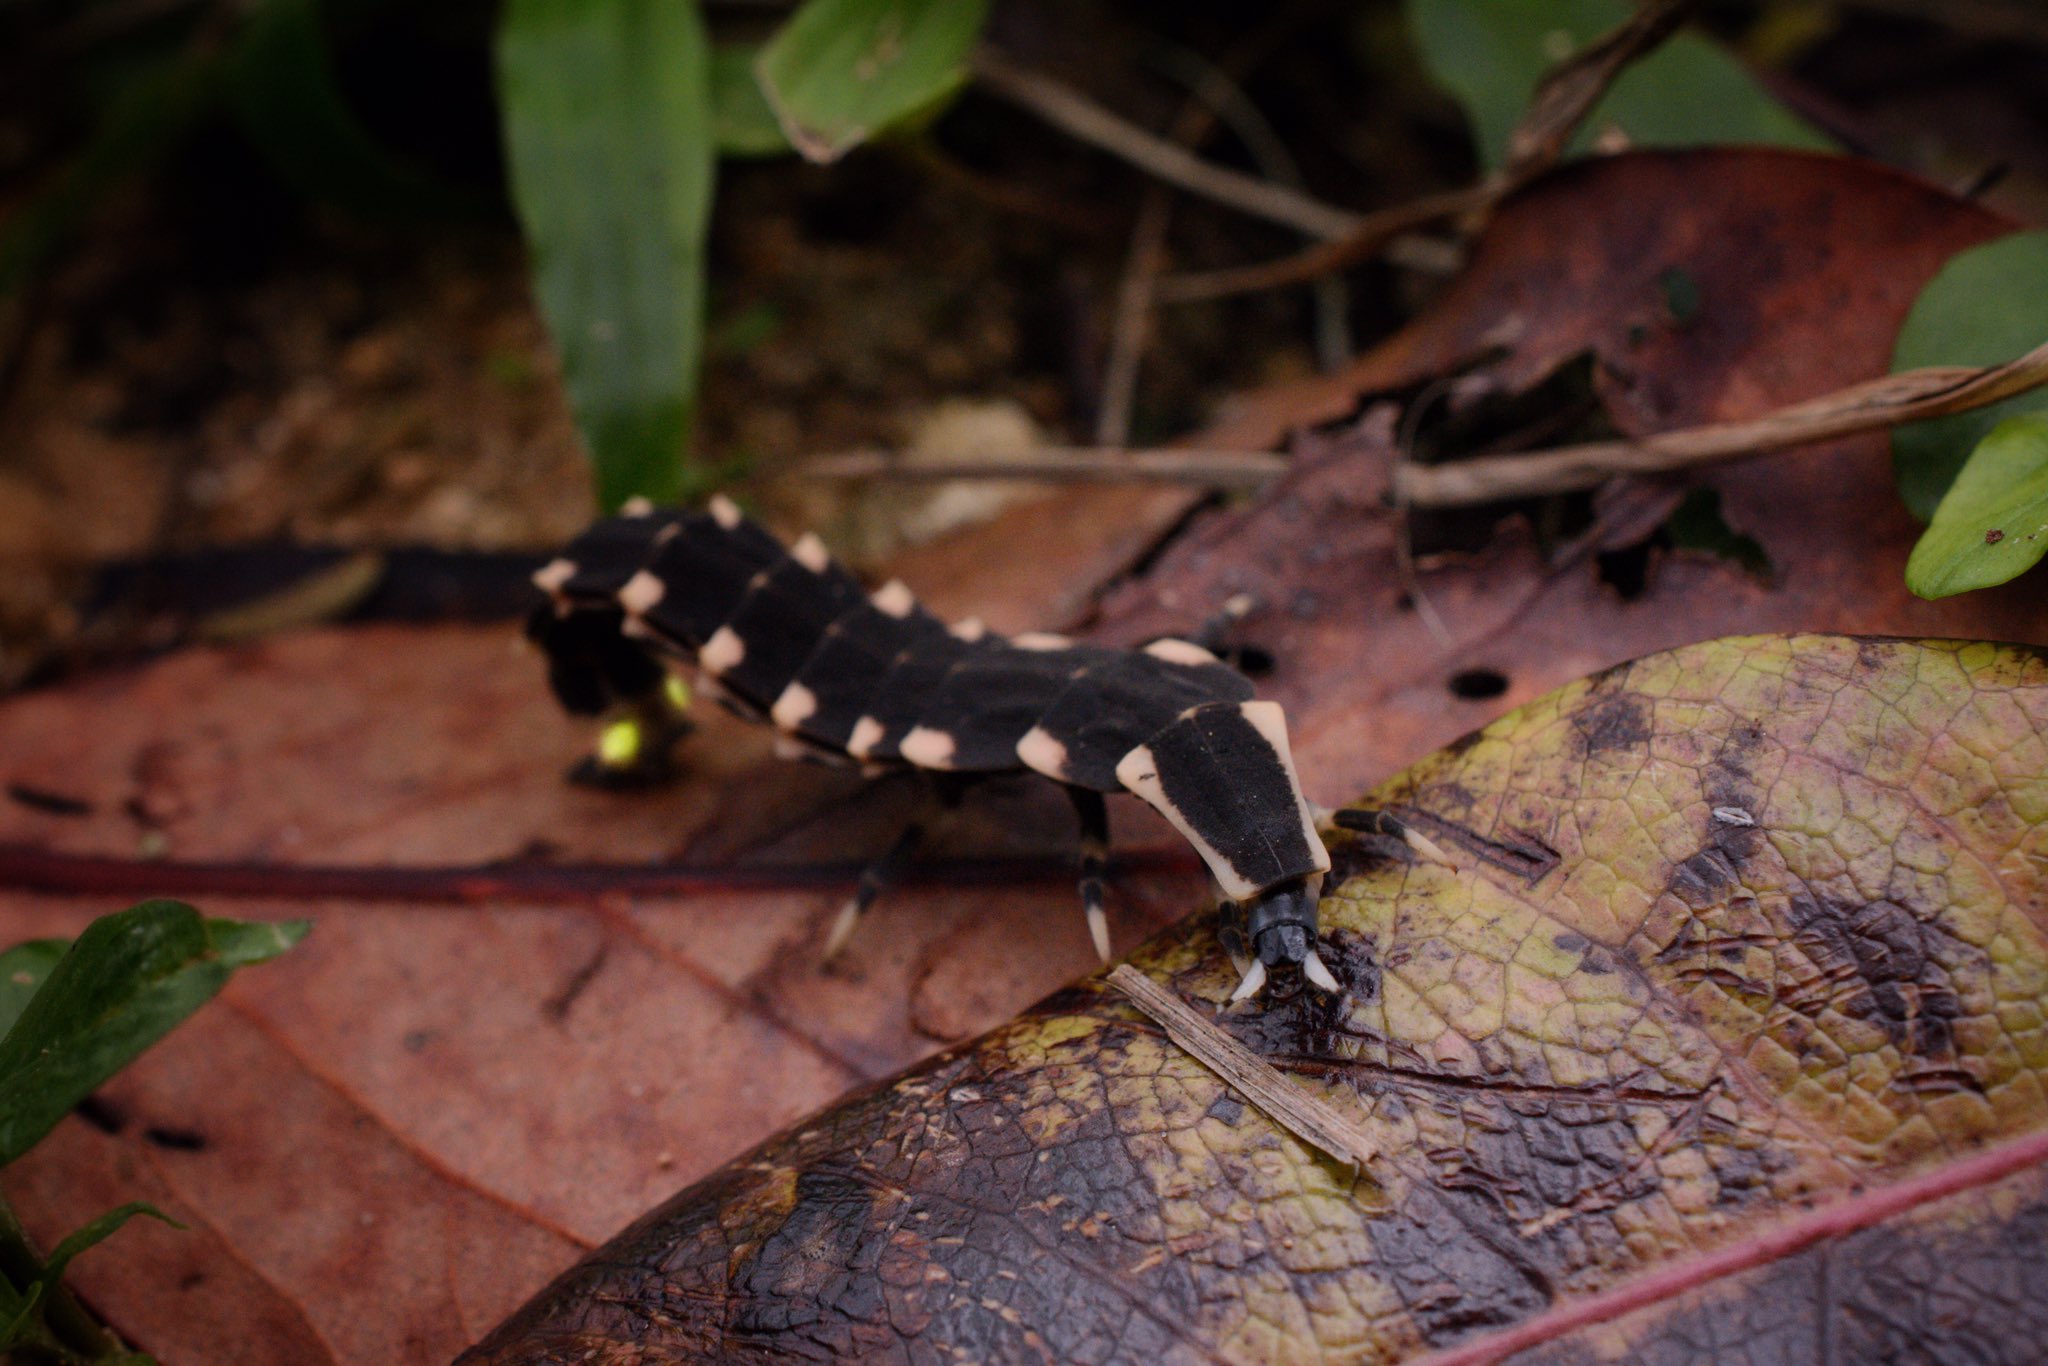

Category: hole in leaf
[1448, 668, 1508, 701]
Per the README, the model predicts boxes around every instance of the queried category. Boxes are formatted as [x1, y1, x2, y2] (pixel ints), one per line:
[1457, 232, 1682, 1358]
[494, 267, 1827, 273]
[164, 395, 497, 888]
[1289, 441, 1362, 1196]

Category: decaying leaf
[466, 634, 2048, 1363]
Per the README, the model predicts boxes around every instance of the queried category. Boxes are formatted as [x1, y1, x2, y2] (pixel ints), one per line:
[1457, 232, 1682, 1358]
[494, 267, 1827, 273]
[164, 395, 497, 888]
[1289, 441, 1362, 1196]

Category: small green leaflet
[757, 0, 988, 164]
[1892, 230, 2048, 520]
[1906, 414, 2048, 599]
[0, 902, 307, 1166]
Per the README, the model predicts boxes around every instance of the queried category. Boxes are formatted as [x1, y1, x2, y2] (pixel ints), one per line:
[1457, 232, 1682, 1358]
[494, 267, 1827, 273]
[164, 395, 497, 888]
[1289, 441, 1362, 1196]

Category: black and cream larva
[530, 495, 1382, 1001]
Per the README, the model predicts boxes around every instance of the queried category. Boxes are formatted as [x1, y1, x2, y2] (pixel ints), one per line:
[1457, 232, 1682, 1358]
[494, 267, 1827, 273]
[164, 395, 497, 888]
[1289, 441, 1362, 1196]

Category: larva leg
[821, 776, 969, 963]
[569, 680, 695, 790]
[1066, 786, 1113, 963]
[1330, 807, 1458, 870]
[822, 818, 926, 962]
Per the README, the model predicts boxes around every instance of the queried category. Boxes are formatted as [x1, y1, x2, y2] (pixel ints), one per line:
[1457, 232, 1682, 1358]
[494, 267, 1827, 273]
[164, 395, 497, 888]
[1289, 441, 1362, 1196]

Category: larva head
[1244, 876, 1319, 968]
[1226, 873, 1340, 1001]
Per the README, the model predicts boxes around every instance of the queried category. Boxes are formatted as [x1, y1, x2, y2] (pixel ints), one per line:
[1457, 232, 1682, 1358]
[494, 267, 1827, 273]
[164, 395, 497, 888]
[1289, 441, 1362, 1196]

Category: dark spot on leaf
[1986, 528, 2006, 544]
[540, 942, 610, 1024]
[1785, 896, 1980, 1071]
[144, 1126, 207, 1151]
[1659, 266, 1703, 326]
[5, 781, 93, 816]
[1449, 668, 1509, 701]
[1572, 693, 1651, 756]
[1203, 1094, 1245, 1126]
[75, 1095, 126, 1134]
[1553, 933, 1587, 953]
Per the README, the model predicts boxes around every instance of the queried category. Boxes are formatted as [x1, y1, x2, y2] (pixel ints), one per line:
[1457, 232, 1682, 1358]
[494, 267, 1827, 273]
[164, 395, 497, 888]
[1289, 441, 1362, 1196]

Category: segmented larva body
[529, 495, 1339, 998]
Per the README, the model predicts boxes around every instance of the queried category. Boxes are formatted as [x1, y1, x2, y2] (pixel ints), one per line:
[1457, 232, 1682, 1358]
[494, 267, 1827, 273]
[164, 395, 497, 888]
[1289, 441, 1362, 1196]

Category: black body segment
[701, 551, 866, 710]
[1022, 645, 1254, 791]
[624, 506, 786, 653]
[1114, 700, 1329, 901]
[850, 628, 1000, 761]
[524, 604, 666, 716]
[773, 588, 950, 749]
[896, 641, 1121, 772]
[537, 503, 689, 607]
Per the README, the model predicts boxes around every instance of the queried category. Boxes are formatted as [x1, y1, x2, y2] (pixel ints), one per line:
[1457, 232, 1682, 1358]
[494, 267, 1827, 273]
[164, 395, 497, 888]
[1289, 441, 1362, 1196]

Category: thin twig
[803, 446, 1287, 488]
[1158, 186, 1490, 303]
[1149, 44, 1354, 367]
[972, 47, 1365, 242]
[1394, 338, 2048, 506]
[1108, 965, 1377, 1170]
[1098, 191, 1175, 446]
[1500, 0, 1698, 181]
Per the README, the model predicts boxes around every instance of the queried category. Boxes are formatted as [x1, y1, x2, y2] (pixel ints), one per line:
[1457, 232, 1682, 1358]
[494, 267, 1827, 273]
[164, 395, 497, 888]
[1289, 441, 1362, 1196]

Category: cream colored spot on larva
[700, 626, 746, 674]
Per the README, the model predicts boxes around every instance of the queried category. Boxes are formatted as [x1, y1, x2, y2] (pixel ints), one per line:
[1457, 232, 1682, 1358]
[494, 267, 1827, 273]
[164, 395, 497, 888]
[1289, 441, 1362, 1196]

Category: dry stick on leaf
[971, 47, 1456, 278]
[807, 340, 2048, 496]
[1395, 336, 2048, 506]
[1159, 0, 1699, 304]
[1107, 964, 1377, 1171]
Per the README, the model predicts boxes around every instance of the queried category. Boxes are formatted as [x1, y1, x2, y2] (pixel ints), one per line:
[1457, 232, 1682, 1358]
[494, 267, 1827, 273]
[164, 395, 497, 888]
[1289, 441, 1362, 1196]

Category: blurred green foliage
[1405, 0, 1831, 168]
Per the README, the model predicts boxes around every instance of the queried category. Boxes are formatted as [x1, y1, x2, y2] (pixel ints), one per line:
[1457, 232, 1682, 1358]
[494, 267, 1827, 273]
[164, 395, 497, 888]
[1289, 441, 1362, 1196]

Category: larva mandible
[528, 494, 1408, 1001]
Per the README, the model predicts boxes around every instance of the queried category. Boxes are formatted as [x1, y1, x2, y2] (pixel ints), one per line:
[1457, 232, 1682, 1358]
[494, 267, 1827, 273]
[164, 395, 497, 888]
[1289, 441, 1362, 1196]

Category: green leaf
[0, 902, 308, 1166]
[757, 0, 987, 163]
[496, 0, 717, 509]
[37, 1204, 182, 1293]
[224, 0, 471, 221]
[711, 45, 791, 157]
[1405, 0, 1831, 170]
[1891, 230, 2048, 518]
[0, 1199, 177, 1355]
[0, 942, 68, 1039]
[1905, 414, 2048, 598]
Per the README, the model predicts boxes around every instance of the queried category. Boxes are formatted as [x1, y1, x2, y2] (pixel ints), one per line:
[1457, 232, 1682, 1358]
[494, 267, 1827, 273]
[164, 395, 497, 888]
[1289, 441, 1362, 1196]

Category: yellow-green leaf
[468, 634, 2048, 1363]
[1908, 414, 2048, 599]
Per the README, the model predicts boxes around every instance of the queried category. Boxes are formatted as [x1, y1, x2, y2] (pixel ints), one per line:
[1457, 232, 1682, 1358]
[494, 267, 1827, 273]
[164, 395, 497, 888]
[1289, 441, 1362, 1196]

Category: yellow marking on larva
[847, 716, 886, 759]
[618, 569, 665, 616]
[1236, 700, 1330, 875]
[790, 532, 832, 574]
[871, 579, 917, 617]
[900, 726, 959, 769]
[532, 558, 577, 596]
[1144, 638, 1220, 667]
[700, 626, 746, 675]
[771, 683, 818, 730]
[1015, 725, 1071, 780]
